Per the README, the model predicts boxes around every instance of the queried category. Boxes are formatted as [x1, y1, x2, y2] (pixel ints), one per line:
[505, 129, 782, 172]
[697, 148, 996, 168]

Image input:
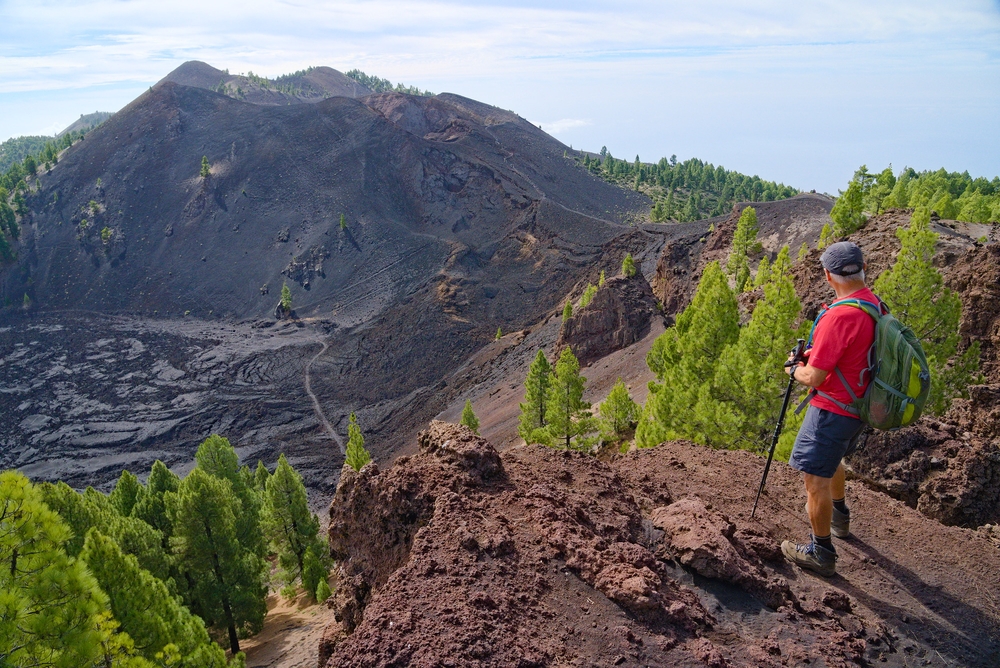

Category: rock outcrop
[317, 424, 916, 667]
[650, 499, 793, 610]
[556, 274, 661, 365]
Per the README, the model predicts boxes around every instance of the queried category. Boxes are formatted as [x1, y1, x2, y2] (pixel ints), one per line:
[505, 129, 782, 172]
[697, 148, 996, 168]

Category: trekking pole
[751, 338, 806, 519]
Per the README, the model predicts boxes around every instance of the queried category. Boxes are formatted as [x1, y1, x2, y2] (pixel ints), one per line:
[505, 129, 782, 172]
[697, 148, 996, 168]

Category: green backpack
[801, 298, 931, 430]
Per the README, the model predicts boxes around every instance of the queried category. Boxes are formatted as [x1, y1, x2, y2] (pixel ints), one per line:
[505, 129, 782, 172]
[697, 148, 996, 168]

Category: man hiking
[781, 241, 876, 577]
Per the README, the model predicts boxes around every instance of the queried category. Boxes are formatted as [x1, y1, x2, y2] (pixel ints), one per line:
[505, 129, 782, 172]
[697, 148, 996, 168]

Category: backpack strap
[795, 296, 883, 416]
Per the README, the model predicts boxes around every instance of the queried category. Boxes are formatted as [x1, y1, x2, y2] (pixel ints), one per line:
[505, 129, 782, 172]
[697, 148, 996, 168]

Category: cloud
[0, 0, 998, 190]
[541, 118, 591, 135]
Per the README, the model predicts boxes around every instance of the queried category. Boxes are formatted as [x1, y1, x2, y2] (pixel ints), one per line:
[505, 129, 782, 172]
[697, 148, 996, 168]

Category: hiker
[781, 241, 877, 577]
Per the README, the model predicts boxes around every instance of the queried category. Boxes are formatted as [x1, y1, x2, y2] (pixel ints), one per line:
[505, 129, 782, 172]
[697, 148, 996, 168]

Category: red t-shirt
[805, 287, 879, 418]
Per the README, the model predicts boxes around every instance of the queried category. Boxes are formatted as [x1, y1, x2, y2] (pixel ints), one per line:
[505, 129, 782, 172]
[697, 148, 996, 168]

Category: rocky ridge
[318, 422, 1000, 666]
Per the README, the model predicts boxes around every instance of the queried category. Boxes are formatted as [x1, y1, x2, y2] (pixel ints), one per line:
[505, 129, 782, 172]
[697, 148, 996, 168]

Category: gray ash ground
[0, 312, 340, 497]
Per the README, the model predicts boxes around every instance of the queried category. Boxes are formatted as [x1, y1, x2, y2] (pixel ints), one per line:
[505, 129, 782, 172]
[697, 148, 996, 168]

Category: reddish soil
[318, 422, 1000, 667]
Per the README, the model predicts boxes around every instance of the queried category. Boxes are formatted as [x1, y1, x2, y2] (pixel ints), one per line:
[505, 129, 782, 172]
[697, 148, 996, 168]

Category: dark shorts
[789, 404, 865, 478]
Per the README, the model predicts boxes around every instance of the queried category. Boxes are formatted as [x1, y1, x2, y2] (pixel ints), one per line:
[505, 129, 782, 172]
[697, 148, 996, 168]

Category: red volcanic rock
[651, 498, 794, 610]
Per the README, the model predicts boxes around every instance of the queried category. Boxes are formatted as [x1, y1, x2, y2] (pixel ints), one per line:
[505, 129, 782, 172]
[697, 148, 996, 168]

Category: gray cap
[820, 241, 864, 276]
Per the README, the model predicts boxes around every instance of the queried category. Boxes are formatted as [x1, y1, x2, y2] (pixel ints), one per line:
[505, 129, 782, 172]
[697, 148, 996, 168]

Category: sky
[1, 0, 998, 193]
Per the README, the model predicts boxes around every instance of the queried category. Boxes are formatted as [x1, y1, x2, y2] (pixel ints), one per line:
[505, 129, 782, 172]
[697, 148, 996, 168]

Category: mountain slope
[1, 62, 652, 485]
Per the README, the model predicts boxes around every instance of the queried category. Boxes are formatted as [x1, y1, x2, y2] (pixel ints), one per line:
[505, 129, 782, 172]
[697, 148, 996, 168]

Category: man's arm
[786, 360, 828, 388]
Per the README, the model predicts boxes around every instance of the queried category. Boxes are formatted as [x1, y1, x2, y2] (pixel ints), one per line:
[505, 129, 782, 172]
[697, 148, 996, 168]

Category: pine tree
[709, 245, 804, 451]
[132, 460, 180, 550]
[518, 350, 552, 443]
[753, 256, 772, 288]
[817, 223, 833, 249]
[339, 213, 346, 230]
[253, 461, 271, 492]
[831, 179, 866, 236]
[263, 454, 320, 584]
[873, 207, 979, 413]
[460, 399, 480, 434]
[92, 612, 156, 668]
[38, 479, 170, 582]
[545, 347, 595, 449]
[80, 529, 229, 667]
[797, 242, 809, 262]
[110, 469, 144, 517]
[598, 270, 606, 287]
[562, 300, 572, 322]
[37, 480, 106, 557]
[301, 544, 329, 601]
[0, 471, 110, 667]
[579, 283, 598, 308]
[194, 435, 266, 562]
[200, 156, 210, 178]
[621, 253, 637, 278]
[637, 262, 739, 448]
[727, 206, 760, 292]
[280, 283, 292, 312]
[315, 575, 332, 603]
[106, 512, 171, 583]
[865, 166, 896, 215]
[165, 468, 267, 654]
[599, 379, 640, 439]
[495, 326, 502, 340]
[344, 413, 371, 471]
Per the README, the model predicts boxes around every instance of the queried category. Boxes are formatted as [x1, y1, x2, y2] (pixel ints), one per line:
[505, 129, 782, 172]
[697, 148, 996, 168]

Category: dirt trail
[241, 588, 337, 668]
[304, 338, 344, 455]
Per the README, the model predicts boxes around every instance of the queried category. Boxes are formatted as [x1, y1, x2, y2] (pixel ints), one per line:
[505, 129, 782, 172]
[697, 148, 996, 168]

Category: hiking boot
[831, 506, 851, 539]
[802, 503, 852, 539]
[781, 540, 837, 577]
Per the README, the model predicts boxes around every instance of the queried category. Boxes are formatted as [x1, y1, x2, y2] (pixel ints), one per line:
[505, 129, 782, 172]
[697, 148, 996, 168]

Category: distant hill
[160, 60, 373, 105]
[0, 135, 52, 172]
[58, 112, 113, 137]
[0, 113, 110, 172]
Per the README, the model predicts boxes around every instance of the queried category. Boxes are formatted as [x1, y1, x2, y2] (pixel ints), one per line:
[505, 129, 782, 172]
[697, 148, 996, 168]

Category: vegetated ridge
[574, 148, 800, 223]
[0, 115, 112, 172]
[0, 136, 55, 172]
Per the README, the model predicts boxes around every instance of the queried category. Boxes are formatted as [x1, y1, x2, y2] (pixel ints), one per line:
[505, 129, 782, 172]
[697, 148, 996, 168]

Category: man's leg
[831, 462, 846, 503]
[782, 473, 838, 575]
[829, 462, 850, 538]
[804, 472, 833, 539]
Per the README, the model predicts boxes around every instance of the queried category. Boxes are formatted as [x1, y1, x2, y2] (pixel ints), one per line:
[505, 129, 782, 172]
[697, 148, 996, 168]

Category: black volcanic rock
[159, 60, 230, 90]
[159, 61, 372, 104]
[557, 274, 660, 366]
[1, 65, 651, 474]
